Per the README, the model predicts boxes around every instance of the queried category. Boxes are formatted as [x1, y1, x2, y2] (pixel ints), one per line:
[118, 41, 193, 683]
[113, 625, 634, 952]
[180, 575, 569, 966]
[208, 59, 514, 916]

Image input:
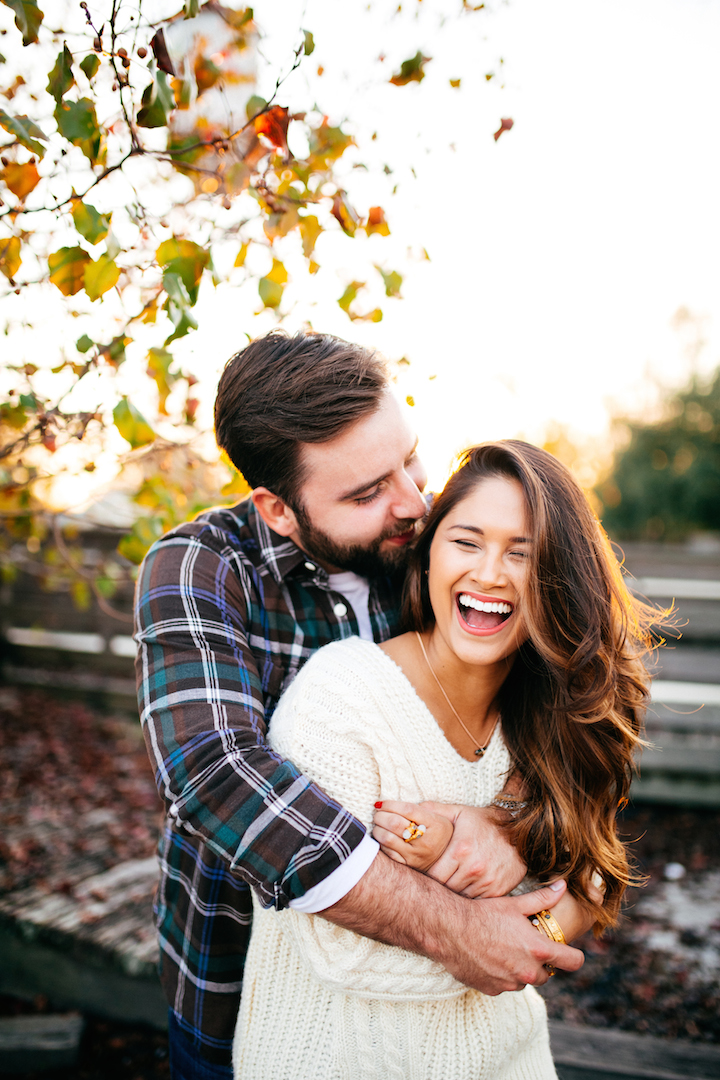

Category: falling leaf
[390, 51, 431, 87]
[3, 0, 44, 46]
[72, 200, 110, 245]
[254, 105, 290, 152]
[0, 235, 21, 279]
[0, 109, 47, 158]
[84, 253, 120, 301]
[493, 117, 514, 142]
[449, 78, 461, 89]
[48, 245, 91, 296]
[302, 29, 315, 56]
[1, 161, 39, 199]
[375, 265, 403, 298]
[113, 398, 155, 449]
[365, 206, 390, 237]
[47, 44, 74, 102]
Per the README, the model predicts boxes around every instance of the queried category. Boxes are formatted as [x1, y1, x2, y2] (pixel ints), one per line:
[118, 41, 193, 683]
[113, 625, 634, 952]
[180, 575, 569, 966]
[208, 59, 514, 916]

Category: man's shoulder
[163, 499, 255, 549]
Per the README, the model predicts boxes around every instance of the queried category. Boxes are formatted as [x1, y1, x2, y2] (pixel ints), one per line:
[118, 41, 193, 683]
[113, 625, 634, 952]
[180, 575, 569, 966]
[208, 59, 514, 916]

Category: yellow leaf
[1, 162, 40, 199]
[266, 258, 288, 285]
[113, 398, 155, 449]
[48, 246, 91, 296]
[84, 254, 120, 301]
[234, 241, 249, 267]
[0, 236, 21, 279]
[299, 214, 322, 258]
[221, 468, 252, 497]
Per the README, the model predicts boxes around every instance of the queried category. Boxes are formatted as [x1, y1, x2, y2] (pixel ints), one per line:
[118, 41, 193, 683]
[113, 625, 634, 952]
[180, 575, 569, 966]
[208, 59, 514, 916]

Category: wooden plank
[0, 1013, 84, 1073]
[549, 1021, 720, 1080]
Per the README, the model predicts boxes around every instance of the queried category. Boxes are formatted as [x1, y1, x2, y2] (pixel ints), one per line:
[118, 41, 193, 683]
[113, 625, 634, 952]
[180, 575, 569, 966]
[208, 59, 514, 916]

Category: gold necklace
[415, 631, 499, 758]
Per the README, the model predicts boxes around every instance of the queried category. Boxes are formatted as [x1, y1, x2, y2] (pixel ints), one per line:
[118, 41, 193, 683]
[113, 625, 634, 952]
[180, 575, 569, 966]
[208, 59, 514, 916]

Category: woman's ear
[251, 487, 299, 538]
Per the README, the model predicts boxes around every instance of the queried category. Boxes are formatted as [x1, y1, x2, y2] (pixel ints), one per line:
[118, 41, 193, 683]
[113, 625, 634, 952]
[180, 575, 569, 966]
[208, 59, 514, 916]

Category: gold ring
[545, 964, 555, 977]
[402, 820, 427, 843]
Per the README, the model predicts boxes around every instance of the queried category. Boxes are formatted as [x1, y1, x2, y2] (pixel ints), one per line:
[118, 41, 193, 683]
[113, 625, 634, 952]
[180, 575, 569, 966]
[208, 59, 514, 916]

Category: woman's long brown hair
[403, 441, 668, 931]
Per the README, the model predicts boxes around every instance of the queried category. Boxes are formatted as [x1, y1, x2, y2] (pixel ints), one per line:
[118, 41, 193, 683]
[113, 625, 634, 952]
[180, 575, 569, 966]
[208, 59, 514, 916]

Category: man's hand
[373, 800, 527, 898]
[322, 853, 584, 995]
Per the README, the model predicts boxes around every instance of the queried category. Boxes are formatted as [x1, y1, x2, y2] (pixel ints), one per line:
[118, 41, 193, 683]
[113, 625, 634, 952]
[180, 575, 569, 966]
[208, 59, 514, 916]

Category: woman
[233, 441, 658, 1080]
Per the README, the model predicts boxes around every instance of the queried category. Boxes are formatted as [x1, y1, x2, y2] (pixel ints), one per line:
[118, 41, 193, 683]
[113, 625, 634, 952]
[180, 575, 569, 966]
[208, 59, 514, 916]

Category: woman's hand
[372, 800, 454, 871]
[535, 879, 603, 943]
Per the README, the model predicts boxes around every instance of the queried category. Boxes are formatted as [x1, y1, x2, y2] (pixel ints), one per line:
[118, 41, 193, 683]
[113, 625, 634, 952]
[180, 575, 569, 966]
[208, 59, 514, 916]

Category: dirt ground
[1, 688, 718, 1077]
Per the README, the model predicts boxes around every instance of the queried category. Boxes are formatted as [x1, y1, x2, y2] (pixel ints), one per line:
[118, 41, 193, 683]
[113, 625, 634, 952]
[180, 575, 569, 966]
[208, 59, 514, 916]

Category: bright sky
[180, 0, 720, 489]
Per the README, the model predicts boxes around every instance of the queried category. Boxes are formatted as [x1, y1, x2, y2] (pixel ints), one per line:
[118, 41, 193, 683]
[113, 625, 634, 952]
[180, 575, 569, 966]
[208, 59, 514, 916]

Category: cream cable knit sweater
[233, 637, 557, 1080]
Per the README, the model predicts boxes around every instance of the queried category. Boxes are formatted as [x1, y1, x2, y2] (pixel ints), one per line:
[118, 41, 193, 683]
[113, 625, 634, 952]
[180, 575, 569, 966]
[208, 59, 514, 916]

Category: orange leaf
[493, 117, 514, 142]
[253, 106, 290, 152]
[365, 206, 390, 237]
[2, 162, 40, 199]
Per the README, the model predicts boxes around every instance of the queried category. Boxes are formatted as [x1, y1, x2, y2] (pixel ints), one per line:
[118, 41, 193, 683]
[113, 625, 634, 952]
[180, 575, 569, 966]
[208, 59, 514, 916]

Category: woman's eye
[453, 538, 478, 550]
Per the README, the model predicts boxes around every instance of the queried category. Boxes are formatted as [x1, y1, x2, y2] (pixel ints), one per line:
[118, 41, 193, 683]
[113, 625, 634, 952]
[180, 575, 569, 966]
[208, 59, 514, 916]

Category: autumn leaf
[79, 53, 99, 81]
[449, 78, 461, 89]
[113, 398, 155, 449]
[254, 105, 290, 153]
[221, 467, 251, 497]
[184, 0, 200, 17]
[0, 109, 47, 158]
[331, 192, 359, 236]
[365, 206, 390, 237]
[163, 271, 198, 344]
[76, 333, 93, 353]
[302, 30, 315, 56]
[307, 118, 355, 170]
[137, 69, 174, 129]
[245, 94, 267, 121]
[146, 347, 176, 414]
[54, 97, 103, 163]
[2, 0, 44, 46]
[48, 246, 91, 296]
[84, 253, 120, 301]
[0, 235, 21, 279]
[1, 161, 39, 199]
[375, 265, 403, 298]
[234, 241, 249, 267]
[72, 200, 110, 245]
[299, 214, 321, 258]
[263, 206, 299, 242]
[493, 117, 514, 141]
[390, 51, 431, 87]
[338, 280, 363, 314]
[258, 258, 287, 309]
[47, 44, 74, 103]
[194, 53, 222, 94]
[157, 238, 209, 305]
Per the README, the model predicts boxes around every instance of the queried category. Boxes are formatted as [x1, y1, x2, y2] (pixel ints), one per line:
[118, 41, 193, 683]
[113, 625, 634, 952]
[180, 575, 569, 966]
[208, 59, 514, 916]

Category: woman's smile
[456, 590, 515, 636]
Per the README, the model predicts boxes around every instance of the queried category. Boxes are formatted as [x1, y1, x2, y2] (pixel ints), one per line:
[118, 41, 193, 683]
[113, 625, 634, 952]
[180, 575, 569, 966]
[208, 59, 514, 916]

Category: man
[134, 330, 582, 1079]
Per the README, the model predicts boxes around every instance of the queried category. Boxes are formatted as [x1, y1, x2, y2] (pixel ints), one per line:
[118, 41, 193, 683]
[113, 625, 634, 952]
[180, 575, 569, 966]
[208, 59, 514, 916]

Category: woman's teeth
[458, 594, 512, 615]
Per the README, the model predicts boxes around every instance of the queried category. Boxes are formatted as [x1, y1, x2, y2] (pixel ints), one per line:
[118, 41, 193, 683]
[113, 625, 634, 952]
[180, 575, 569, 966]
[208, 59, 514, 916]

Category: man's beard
[293, 503, 416, 578]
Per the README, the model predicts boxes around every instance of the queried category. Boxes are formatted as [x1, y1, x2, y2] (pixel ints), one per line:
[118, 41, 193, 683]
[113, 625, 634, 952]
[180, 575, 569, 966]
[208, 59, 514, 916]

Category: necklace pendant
[475, 747, 485, 757]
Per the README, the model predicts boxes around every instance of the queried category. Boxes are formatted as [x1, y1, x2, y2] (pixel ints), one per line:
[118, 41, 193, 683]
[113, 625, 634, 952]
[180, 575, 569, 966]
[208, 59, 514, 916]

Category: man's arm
[323, 854, 584, 993]
[134, 520, 367, 909]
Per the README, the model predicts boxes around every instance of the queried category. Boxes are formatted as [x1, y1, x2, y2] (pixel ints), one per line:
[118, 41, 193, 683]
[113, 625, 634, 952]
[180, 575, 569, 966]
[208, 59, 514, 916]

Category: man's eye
[355, 488, 382, 505]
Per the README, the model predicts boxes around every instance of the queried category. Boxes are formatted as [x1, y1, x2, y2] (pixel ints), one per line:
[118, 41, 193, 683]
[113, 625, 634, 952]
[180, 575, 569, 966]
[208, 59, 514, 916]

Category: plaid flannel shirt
[134, 500, 404, 1063]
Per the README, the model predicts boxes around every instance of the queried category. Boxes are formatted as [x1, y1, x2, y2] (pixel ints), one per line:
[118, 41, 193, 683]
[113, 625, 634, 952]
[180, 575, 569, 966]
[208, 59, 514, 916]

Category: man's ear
[251, 487, 299, 538]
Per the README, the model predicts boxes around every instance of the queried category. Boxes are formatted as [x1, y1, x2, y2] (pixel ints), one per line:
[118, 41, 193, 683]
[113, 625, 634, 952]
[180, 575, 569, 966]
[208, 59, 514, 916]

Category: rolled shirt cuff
[288, 834, 380, 913]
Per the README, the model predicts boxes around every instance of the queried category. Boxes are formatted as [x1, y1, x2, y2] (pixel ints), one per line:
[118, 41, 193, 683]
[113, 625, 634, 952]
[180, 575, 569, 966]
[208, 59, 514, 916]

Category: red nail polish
[374, 801, 383, 809]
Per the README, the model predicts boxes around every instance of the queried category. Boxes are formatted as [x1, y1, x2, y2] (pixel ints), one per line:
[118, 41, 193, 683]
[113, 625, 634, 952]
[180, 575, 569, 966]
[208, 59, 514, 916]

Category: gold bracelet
[529, 908, 566, 944]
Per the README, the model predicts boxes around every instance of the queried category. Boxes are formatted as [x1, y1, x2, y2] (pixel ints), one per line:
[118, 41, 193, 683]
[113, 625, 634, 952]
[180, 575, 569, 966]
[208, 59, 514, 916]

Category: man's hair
[214, 330, 389, 506]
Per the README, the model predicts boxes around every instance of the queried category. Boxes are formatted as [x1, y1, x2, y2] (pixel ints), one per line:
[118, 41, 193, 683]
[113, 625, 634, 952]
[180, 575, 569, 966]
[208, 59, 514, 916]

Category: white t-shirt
[326, 570, 373, 641]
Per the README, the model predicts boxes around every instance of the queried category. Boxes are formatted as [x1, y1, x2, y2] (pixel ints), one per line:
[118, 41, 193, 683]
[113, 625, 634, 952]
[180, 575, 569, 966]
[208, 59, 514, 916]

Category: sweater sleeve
[262, 643, 466, 1001]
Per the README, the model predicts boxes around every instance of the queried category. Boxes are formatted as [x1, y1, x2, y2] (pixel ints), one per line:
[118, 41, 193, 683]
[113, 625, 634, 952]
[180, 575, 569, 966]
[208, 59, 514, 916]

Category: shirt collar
[245, 499, 322, 584]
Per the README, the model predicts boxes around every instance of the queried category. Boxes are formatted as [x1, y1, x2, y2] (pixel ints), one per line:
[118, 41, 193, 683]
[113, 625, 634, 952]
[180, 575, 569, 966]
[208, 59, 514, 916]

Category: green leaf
[113, 398, 155, 449]
[1, 0, 44, 46]
[258, 260, 288, 310]
[48, 245, 91, 296]
[163, 271, 198, 344]
[245, 94, 267, 121]
[47, 44, 74, 102]
[375, 265, 403, 298]
[54, 97, 103, 163]
[84, 253, 119, 301]
[79, 53, 99, 81]
[137, 68, 174, 129]
[117, 516, 164, 565]
[302, 29, 315, 56]
[0, 235, 21, 279]
[338, 280, 363, 314]
[0, 401, 27, 429]
[389, 51, 431, 87]
[147, 347, 176, 414]
[72, 200, 110, 245]
[184, 0, 200, 16]
[0, 108, 47, 158]
[156, 238, 209, 305]
[76, 333, 93, 353]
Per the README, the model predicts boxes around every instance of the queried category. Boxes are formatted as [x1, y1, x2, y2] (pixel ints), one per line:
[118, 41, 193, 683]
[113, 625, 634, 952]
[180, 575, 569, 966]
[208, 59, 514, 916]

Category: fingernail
[374, 801, 383, 809]
[549, 880, 564, 891]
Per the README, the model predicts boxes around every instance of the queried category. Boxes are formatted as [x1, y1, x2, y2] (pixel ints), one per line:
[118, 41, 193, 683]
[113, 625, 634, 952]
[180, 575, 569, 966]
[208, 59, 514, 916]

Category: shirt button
[333, 602, 348, 618]
[304, 561, 316, 571]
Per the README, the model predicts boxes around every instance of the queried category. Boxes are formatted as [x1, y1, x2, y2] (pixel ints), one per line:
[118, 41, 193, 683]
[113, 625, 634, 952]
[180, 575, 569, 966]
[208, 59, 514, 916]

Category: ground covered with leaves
[0, 688, 718, 1077]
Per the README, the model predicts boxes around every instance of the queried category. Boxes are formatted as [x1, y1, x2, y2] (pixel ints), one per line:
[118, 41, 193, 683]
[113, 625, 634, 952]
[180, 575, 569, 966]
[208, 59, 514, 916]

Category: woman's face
[427, 475, 531, 669]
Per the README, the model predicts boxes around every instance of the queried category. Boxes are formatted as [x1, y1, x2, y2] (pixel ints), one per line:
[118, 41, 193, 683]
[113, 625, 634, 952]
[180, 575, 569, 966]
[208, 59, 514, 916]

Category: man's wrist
[290, 834, 379, 913]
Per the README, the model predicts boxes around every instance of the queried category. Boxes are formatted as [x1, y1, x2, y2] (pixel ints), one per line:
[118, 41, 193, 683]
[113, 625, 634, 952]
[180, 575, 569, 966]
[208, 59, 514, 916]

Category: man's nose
[391, 468, 427, 521]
